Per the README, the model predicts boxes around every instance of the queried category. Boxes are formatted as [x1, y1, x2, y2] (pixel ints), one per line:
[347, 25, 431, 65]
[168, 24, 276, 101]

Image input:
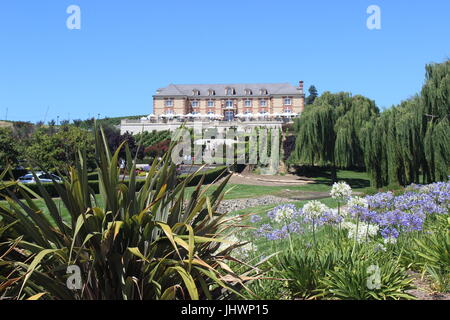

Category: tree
[305, 85, 319, 105]
[0, 128, 19, 168]
[361, 60, 449, 187]
[291, 103, 338, 181]
[105, 128, 144, 160]
[25, 126, 96, 173]
[291, 92, 378, 181]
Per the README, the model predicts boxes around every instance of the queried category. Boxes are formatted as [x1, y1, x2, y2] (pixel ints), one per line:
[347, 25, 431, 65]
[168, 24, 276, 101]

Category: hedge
[4, 166, 228, 199]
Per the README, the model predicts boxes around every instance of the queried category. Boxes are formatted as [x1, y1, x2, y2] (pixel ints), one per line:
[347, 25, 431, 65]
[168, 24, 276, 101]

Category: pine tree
[305, 85, 319, 105]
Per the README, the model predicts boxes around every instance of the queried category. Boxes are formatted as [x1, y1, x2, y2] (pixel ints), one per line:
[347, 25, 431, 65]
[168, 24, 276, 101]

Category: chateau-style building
[153, 82, 305, 121]
[120, 81, 305, 134]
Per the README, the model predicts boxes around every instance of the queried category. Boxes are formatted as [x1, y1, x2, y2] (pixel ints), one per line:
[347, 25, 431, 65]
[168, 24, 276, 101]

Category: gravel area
[216, 195, 292, 214]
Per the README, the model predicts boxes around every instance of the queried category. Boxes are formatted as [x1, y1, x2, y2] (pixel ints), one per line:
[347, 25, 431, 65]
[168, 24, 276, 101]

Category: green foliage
[276, 244, 340, 299]
[0, 128, 252, 300]
[3, 166, 228, 199]
[24, 126, 96, 173]
[135, 130, 171, 148]
[305, 85, 318, 105]
[292, 60, 449, 188]
[362, 60, 449, 187]
[291, 92, 378, 182]
[317, 250, 414, 300]
[0, 128, 19, 168]
[411, 216, 450, 292]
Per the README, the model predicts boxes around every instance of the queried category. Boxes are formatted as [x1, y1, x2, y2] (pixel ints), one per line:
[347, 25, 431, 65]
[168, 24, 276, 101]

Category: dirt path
[406, 271, 450, 300]
[225, 172, 315, 187]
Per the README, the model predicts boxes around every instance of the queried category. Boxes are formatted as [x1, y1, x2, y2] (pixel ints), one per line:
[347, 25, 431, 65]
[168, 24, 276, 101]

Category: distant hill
[0, 120, 14, 128]
[0, 115, 146, 128]
[72, 115, 147, 129]
[95, 115, 147, 126]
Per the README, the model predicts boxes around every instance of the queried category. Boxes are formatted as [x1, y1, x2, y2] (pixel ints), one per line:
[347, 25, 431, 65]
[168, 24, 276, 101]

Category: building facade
[120, 82, 305, 134]
[152, 82, 305, 121]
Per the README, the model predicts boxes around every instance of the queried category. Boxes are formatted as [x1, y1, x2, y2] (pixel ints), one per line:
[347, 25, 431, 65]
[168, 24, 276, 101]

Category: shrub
[316, 249, 414, 300]
[0, 127, 253, 300]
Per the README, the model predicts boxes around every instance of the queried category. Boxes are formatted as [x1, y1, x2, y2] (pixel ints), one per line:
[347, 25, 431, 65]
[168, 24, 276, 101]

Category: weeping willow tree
[362, 60, 449, 187]
[291, 103, 337, 181]
[420, 60, 450, 182]
[290, 92, 378, 181]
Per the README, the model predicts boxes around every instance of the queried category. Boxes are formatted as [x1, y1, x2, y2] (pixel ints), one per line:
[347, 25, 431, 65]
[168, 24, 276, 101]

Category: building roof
[154, 83, 303, 97]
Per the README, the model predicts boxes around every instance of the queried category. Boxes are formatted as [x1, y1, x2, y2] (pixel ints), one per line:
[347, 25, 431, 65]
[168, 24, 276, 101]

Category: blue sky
[0, 0, 449, 123]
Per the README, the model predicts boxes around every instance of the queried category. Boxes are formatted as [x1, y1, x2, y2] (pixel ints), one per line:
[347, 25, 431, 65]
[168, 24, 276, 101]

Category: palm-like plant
[0, 127, 252, 300]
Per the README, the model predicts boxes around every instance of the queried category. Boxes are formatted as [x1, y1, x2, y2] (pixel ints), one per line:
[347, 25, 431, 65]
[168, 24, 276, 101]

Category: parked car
[18, 172, 63, 184]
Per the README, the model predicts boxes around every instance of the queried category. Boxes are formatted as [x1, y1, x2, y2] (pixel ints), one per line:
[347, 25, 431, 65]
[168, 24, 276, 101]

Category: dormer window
[208, 89, 216, 96]
[226, 87, 236, 96]
[260, 89, 268, 95]
[192, 89, 200, 96]
[245, 89, 252, 95]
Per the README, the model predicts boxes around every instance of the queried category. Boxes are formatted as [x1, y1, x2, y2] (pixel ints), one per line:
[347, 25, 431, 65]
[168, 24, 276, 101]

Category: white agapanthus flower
[273, 205, 296, 223]
[383, 237, 397, 245]
[342, 221, 379, 243]
[330, 182, 352, 201]
[302, 200, 329, 220]
[348, 196, 369, 209]
[217, 235, 254, 259]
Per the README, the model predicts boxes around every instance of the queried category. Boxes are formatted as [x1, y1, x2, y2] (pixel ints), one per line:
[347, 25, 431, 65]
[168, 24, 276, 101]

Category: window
[207, 100, 214, 107]
[260, 89, 268, 95]
[165, 99, 174, 107]
[259, 99, 267, 107]
[208, 89, 215, 96]
[225, 100, 234, 108]
[244, 99, 252, 107]
[284, 98, 292, 105]
[192, 89, 200, 96]
[226, 88, 236, 96]
[284, 109, 292, 113]
[245, 89, 252, 95]
[166, 109, 174, 114]
[192, 101, 199, 107]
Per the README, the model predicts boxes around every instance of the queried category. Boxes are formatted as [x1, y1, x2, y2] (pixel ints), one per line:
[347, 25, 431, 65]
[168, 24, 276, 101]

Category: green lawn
[186, 169, 371, 200]
[1, 169, 369, 224]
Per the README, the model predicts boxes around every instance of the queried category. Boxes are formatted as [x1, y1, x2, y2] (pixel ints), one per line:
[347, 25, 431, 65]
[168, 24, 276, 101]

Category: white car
[18, 172, 63, 184]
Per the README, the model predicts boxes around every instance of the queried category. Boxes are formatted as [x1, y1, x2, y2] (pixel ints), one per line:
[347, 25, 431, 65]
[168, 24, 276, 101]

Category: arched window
[226, 87, 236, 96]
[208, 89, 216, 96]
[192, 89, 200, 96]
[244, 89, 252, 96]
[260, 88, 268, 95]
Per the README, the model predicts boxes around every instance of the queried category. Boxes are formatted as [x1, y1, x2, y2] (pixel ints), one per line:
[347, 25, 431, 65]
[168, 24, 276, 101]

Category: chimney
[298, 81, 304, 94]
